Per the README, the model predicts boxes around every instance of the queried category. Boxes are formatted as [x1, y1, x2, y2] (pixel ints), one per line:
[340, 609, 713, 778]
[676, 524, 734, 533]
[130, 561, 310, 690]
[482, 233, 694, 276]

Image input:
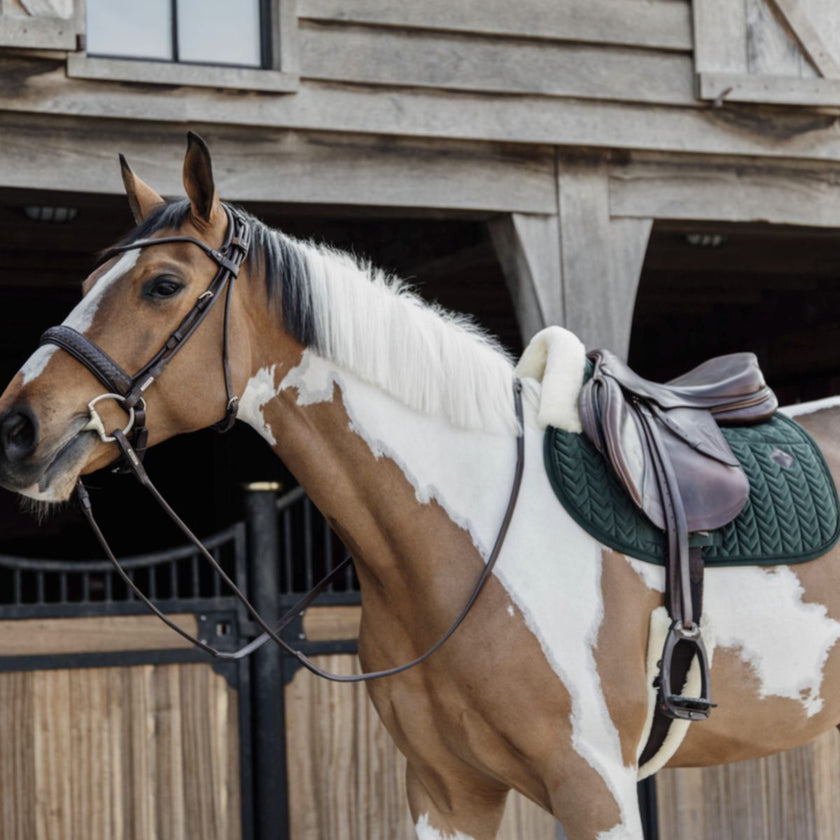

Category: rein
[44, 206, 527, 682]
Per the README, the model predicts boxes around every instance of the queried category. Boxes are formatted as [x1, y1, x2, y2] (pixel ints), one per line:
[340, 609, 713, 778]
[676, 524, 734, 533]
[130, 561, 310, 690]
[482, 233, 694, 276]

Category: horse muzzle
[0, 401, 97, 500]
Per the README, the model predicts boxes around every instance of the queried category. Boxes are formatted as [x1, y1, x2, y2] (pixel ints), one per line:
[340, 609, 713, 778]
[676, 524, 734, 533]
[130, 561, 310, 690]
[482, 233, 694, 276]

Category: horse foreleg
[405, 761, 508, 840]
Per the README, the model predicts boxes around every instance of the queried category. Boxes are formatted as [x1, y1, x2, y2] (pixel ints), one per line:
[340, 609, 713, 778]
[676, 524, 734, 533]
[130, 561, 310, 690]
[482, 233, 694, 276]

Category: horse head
[0, 133, 277, 502]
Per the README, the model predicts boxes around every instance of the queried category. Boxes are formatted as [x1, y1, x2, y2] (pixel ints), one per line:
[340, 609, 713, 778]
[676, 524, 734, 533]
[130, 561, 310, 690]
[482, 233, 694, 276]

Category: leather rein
[41, 206, 527, 682]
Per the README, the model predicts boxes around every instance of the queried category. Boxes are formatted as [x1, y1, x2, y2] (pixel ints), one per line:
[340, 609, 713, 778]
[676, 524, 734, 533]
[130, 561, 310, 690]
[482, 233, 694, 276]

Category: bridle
[39, 204, 527, 683]
[40, 203, 250, 464]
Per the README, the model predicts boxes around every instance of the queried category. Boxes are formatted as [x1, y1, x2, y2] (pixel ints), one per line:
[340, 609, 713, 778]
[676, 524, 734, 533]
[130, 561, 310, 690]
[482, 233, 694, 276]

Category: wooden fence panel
[0, 663, 241, 840]
[285, 653, 558, 839]
[656, 728, 840, 839]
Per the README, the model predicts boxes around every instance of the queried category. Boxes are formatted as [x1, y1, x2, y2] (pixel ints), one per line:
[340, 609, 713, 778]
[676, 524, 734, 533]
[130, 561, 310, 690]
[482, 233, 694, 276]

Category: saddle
[579, 350, 778, 724]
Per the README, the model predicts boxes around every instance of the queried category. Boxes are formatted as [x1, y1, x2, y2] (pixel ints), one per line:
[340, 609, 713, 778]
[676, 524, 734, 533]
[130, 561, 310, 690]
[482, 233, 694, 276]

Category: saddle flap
[582, 378, 750, 533]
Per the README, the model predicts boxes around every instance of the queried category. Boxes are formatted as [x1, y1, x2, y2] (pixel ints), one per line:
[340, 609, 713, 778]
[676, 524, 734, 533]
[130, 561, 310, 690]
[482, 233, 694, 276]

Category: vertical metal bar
[282, 508, 293, 594]
[323, 517, 333, 577]
[191, 553, 200, 598]
[104, 572, 113, 602]
[148, 564, 157, 600]
[638, 778, 659, 840]
[59, 572, 68, 602]
[82, 572, 91, 602]
[259, 0, 272, 69]
[243, 482, 286, 840]
[170, 560, 178, 599]
[36, 572, 44, 603]
[13, 569, 21, 604]
[303, 499, 313, 591]
[171, 0, 179, 62]
[212, 548, 222, 598]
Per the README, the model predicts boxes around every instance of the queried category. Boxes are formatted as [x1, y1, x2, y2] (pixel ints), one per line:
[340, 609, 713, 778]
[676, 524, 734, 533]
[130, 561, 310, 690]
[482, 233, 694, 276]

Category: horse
[1, 133, 839, 840]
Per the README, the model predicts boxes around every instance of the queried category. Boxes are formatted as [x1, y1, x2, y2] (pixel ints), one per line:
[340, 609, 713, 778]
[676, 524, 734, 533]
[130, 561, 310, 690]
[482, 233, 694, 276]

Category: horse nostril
[0, 406, 38, 462]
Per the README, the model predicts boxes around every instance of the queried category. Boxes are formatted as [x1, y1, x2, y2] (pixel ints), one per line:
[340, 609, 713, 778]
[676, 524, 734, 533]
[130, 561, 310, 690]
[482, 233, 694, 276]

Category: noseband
[40, 204, 251, 464]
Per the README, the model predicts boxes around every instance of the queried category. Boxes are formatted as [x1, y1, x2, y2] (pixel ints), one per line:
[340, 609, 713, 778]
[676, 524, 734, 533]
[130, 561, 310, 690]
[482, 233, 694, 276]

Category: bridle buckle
[81, 393, 141, 443]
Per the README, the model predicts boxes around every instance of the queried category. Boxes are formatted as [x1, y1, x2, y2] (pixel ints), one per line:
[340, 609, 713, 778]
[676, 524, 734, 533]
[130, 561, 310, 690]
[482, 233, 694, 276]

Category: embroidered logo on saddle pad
[545, 412, 840, 567]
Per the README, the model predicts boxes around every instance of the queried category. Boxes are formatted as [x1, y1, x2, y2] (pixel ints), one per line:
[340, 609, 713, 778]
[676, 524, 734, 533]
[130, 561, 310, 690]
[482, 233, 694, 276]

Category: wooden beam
[610, 156, 840, 227]
[699, 70, 840, 106]
[488, 213, 563, 343]
[558, 166, 651, 357]
[769, 0, 840, 79]
[298, 0, 693, 51]
[0, 614, 198, 656]
[693, 0, 748, 73]
[8, 59, 840, 166]
[0, 115, 557, 214]
[0, 15, 75, 50]
[299, 23, 696, 106]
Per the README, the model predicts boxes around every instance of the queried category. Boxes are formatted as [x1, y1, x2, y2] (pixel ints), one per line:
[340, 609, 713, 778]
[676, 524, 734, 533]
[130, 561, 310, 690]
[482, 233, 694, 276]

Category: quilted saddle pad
[544, 412, 840, 567]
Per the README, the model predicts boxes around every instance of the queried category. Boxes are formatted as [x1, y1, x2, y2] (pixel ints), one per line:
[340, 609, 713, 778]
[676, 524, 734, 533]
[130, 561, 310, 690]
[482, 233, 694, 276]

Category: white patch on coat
[415, 814, 474, 840]
[278, 354, 644, 837]
[239, 365, 281, 445]
[17, 250, 140, 386]
[705, 565, 840, 716]
[780, 396, 840, 418]
[515, 326, 587, 432]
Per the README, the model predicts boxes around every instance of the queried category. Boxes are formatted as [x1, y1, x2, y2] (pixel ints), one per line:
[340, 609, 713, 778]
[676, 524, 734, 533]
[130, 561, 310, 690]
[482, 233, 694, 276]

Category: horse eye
[144, 276, 184, 300]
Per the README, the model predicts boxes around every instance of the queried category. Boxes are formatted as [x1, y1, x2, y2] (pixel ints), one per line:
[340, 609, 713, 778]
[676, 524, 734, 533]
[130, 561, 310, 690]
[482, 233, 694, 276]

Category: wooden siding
[657, 729, 840, 839]
[298, 0, 693, 51]
[285, 653, 558, 839]
[0, 662, 241, 840]
[298, 22, 696, 106]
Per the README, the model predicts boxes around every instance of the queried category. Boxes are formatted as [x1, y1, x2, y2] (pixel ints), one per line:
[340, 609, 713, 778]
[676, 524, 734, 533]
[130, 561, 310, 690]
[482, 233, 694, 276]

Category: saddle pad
[544, 412, 840, 567]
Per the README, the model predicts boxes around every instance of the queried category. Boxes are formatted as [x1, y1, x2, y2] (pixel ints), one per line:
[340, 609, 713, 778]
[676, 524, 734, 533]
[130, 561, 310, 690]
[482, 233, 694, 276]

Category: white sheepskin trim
[636, 607, 715, 780]
[515, 326, 587, 431]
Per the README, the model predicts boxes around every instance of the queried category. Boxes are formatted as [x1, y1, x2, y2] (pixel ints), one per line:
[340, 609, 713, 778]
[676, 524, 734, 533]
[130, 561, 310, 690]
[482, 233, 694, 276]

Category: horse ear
[119, 154, 165, 224]
[183, 131, 221, 226]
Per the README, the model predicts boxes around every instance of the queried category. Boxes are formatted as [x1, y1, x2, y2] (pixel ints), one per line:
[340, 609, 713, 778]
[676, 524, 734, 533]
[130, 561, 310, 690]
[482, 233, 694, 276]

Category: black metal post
[244, 482, 287, 840]
[638, 777, 659, 840]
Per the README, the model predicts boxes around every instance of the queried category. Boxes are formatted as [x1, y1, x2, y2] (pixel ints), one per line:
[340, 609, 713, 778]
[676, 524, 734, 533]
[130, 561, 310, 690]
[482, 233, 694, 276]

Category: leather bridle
[40, 204, 251, 464]
[39, 204, 527, 683]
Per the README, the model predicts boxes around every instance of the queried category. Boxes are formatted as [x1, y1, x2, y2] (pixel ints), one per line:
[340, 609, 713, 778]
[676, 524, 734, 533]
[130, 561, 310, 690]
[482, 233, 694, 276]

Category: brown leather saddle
[579, 350, 778, 726]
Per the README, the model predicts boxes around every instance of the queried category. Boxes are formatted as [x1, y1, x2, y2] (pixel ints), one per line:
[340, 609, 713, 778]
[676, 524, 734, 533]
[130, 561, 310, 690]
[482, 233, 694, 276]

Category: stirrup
[657, 620, 717, 721]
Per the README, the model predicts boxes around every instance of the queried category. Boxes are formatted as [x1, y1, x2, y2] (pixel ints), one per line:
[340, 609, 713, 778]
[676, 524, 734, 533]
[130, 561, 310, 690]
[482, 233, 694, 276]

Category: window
[85, 0, 268, 69]
[67, 0, 297, 92]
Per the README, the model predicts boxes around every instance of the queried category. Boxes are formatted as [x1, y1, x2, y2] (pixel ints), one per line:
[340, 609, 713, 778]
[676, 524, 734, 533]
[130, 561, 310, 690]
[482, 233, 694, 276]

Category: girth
[40, 204, 251, 465]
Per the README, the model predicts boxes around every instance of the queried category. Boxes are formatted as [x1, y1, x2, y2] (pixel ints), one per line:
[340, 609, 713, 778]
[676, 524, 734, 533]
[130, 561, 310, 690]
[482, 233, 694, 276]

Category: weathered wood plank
[298, 0, 693, 51]
[699, 70, 840, 105]
[0, 15, 74, 48]
[657, 729, 840, 839]
[488, 213, 563, 343]
[9, 58, 840, 167]
[0, 614, 199, 655]
[285, 654, 558, 839]
[693, 0, 748, 73]
[0, 114, 557, 214]
[558, 166, 651, 357]
[770, 0, 840, 78]
[747, 0, 815, 79]
[0, 663, 241, 840]
[302, 605, 361, 641]
[299, 22, 696, 106]
[610, 155, 840, 227]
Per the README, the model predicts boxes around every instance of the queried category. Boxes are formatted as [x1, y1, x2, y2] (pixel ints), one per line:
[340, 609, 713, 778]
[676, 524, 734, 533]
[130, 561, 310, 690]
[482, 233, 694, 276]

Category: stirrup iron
[657, 620, 717, 721]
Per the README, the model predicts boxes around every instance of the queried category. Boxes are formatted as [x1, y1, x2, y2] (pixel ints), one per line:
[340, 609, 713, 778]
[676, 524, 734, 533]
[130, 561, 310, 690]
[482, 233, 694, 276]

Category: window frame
[67, 0, 298, 93]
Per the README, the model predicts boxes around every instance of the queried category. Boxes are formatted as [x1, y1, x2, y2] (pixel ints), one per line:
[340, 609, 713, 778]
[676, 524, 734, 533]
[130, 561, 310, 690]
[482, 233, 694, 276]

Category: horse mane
[129, 200, 519, 435]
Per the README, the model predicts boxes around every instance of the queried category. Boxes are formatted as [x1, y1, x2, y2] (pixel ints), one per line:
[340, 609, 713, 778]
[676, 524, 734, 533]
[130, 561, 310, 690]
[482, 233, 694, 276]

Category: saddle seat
[579, 350, 778, 534]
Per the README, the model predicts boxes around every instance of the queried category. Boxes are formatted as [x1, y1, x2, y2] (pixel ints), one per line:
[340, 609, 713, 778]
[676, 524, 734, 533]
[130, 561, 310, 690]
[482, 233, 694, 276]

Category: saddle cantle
[578, 350, 777, 726]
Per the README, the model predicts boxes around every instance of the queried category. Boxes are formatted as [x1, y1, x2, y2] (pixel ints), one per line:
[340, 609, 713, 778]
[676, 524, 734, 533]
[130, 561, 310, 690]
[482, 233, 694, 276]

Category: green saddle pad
[544, 412, 840, 566]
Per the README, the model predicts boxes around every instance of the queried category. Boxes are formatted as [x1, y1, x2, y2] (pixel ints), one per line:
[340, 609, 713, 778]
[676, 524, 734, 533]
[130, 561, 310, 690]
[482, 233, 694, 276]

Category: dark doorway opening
[631, 221, 840, 405]
[0, 189, 519, 560]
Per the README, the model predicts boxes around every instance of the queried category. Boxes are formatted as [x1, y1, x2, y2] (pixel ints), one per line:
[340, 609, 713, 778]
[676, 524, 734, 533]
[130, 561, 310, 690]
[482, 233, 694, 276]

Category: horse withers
[1, 134, 839, 840]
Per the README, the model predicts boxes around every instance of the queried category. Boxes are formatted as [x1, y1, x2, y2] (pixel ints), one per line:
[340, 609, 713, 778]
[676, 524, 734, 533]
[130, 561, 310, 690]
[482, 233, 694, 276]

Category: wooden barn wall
[0, 662, 241, 840]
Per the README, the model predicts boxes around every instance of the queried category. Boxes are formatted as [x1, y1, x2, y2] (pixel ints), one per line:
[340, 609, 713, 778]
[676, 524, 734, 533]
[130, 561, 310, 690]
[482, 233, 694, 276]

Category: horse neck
[240, 348, 519, 601]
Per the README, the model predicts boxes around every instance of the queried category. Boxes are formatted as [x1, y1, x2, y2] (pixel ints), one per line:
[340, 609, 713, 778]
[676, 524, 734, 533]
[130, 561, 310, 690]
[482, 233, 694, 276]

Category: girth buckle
[81, 393, 142, 443]
[657, 620, 716, 721]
